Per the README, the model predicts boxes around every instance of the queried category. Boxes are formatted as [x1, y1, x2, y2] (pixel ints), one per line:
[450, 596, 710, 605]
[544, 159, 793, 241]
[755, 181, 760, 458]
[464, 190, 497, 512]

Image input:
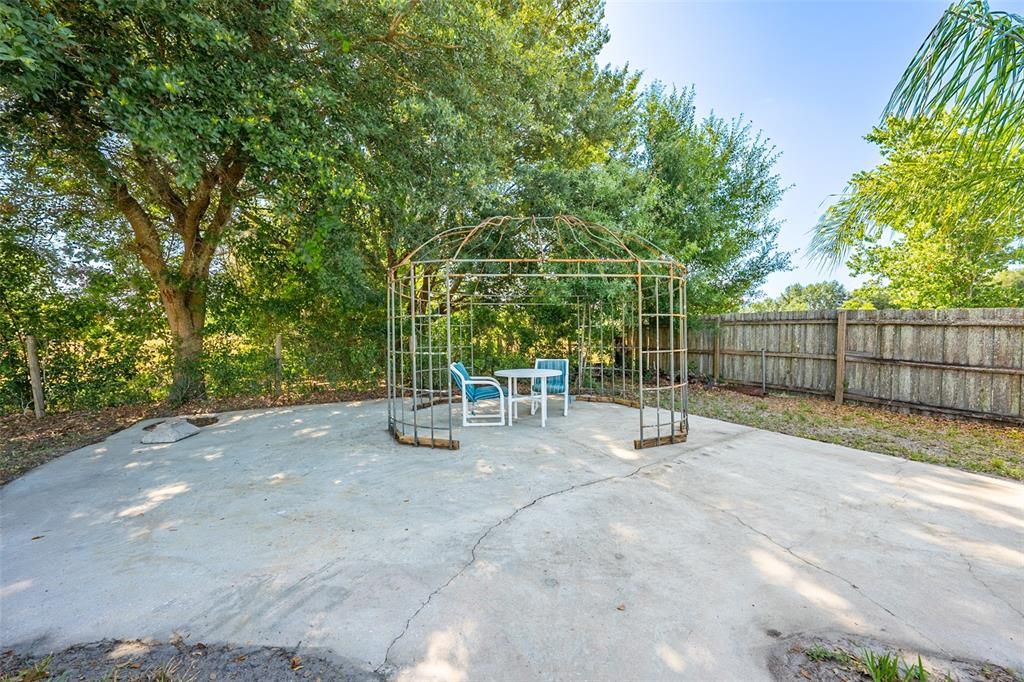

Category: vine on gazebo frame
[387, 215, 688, 450]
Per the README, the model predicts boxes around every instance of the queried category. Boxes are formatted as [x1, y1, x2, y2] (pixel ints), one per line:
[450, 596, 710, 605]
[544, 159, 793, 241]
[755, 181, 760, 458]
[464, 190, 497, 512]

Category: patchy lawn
[689, 384, 1024, 480]
[0, 389, 383, 486]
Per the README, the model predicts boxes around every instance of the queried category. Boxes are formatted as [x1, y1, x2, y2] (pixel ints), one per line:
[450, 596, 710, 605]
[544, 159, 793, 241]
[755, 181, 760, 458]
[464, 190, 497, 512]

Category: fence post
[761, 348, 767, 395]
[713, 316, 721, 383]
[274, 333, 283, 396]
[834, 310, 847, 404]
[25, 335, 45, 418]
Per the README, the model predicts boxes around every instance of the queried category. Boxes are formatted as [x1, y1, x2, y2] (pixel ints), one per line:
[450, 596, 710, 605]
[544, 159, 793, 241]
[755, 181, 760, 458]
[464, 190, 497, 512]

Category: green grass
[689, 385, 1024, 480]
[804, 644, 852, 665]
[861, 650, 928, 682]
[0, 656, 56, 682]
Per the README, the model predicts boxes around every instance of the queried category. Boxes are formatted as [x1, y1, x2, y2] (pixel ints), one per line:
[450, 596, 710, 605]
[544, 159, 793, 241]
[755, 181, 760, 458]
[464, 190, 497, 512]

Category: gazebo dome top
[396, 215, 685, 273]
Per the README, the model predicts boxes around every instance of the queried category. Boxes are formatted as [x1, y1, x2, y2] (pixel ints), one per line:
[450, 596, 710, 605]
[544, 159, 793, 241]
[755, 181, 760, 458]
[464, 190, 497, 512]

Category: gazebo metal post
[446, 273, 454, 441]
[655, 273, 662, 441]
[681, 274, 689, 433]
[668, 266, 676, 438]
[386, 270, 393, 432]
[408, 266, 418, 442]
[636, 261, 644, 441]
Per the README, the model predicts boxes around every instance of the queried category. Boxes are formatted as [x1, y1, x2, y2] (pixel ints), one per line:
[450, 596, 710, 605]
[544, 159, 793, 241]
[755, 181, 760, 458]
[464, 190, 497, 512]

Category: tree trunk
[163, 284, 208, 405]
[83, 142, 244, 405]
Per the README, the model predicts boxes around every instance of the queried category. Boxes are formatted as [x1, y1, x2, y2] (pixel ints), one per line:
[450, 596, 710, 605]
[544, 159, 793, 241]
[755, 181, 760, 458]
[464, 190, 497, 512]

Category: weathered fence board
[692, 308, 1024, 423]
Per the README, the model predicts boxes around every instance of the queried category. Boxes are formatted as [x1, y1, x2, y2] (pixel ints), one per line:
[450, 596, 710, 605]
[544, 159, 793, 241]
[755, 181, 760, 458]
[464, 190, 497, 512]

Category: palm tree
[811, 0, 1023, 265]
[889, 0, 1022, 150]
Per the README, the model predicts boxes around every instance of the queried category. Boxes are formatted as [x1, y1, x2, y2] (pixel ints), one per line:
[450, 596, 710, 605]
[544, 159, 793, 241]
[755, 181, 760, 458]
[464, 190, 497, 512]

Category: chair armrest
[464, 377, 502, 390]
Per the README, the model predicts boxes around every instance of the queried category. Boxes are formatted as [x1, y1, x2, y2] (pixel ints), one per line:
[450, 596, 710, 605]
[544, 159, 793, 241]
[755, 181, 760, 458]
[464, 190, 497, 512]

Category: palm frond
[808, 192, 883, 267]
[886, 0, 1024, 161]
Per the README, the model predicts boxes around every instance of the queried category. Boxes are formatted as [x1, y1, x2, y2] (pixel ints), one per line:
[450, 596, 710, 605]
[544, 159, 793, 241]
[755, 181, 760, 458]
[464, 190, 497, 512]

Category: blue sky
[599, 0, 1022, 298]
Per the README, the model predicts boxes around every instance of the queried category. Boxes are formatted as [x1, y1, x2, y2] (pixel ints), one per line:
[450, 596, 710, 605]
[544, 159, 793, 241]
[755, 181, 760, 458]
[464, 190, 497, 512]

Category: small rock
[141, 419, 200, 444]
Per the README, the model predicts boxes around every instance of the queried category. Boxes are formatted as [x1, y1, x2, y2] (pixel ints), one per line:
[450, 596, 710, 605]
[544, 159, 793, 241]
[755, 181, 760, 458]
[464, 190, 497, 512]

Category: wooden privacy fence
[690, 308, 1024, 424]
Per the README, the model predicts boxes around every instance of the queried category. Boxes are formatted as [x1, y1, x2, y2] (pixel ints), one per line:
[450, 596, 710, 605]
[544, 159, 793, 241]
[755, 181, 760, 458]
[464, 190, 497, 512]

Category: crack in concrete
[374, 428, 756, 676]
[884, 462, 1023, 624]
[679, 491, 949, 656]
[960, 552, 1024, 620]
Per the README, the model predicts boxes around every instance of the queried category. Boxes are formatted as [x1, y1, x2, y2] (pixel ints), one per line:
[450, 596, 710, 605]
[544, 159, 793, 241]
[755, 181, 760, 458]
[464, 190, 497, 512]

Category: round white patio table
[494, 368, 562, 428]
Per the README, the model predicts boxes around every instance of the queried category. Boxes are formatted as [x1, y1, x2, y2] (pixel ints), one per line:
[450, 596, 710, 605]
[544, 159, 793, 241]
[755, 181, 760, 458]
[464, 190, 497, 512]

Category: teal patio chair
[530, 358, 570, 417]
[450, 362, 506, 427]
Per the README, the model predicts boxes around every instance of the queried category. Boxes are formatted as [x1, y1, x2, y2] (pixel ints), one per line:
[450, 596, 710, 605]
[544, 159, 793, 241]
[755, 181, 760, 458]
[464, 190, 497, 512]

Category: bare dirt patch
[186, 415, 219, 428]
[0, 638, 380, 681]
[768, 633, 1022, 681]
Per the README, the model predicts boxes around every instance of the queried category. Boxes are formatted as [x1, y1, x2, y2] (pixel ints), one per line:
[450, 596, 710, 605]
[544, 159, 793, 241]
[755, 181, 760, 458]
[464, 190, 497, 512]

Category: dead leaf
[290, 655, 302, 670]
[616, 603, 625, 611]
[233, 655, 247, 663]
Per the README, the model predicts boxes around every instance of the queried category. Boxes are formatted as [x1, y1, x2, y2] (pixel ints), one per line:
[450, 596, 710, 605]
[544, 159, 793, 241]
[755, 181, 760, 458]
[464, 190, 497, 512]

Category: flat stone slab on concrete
[1, 401, 1022, 680]
[140, 418, 200, 444]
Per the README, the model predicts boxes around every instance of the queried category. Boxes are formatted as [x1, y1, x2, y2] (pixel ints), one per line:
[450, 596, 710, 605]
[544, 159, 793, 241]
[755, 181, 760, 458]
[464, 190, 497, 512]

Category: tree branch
[192, 146, 247, 278]
[78, 144, 169, 286]
[182, 168, 216, 265]
[137, 152, 188, 230]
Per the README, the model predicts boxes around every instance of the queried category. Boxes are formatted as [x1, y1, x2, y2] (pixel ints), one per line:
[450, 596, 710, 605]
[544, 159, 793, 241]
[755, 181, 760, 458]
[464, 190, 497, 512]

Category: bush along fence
[0, 329, 385, 417]
[690, 308, 1024, 424]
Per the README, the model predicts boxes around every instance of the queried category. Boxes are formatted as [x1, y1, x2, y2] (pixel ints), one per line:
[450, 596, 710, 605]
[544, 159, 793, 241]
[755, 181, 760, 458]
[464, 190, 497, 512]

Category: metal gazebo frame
[386, 215, 688, 450]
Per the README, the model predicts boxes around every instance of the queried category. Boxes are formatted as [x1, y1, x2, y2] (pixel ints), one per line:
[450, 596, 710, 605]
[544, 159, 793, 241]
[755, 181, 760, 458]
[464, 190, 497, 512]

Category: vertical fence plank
[834, 311, 847, 404]
[713, 317, 721, 383]
[25, 335, 45, 418]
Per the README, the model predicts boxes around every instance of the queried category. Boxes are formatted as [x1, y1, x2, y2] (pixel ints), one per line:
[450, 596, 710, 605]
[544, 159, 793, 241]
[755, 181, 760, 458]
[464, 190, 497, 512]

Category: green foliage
[494, 87, 794, 315]
[0, 654, 53, 682]
[813, 0, 1023, 301]
[904, 656, 929, 682]
[993, 268, 1024, 293]
[860, 650, 929, 682]
[815, 118, 1022, 308]
[636, 86, 790, 313]
[804, 644, 852, 664]
[0, 4, 791, 411]
[842, 283, 896, 311]
[886, 0, 1024, 169]
[744, 281, 848, 312]
[863, 650, 904, 682]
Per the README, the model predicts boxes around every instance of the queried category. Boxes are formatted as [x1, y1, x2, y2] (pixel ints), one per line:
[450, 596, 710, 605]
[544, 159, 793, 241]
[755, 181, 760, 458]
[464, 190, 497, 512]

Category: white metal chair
[450, 362, 506, 427]
[530, 358, 570, 417]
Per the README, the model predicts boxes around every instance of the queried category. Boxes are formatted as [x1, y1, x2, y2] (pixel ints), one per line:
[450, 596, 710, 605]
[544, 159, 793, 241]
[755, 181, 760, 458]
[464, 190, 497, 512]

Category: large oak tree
[1, 0, 621, 403]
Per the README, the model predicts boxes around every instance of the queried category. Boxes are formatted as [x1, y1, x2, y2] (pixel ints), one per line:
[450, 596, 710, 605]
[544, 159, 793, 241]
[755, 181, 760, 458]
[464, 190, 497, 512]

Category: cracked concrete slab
[1, 400, 1021, 680]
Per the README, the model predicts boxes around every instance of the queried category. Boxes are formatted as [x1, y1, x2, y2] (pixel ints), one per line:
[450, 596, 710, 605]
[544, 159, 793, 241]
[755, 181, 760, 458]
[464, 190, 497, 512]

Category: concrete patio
[1, 400, 1022, 680]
